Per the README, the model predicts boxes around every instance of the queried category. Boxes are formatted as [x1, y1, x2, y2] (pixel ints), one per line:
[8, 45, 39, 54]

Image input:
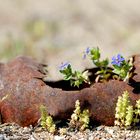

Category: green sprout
[40, 105, 56, 133]
[59, 62, 90, 87]
[69, 100, 90, 131]
[83, 47, 111, 82]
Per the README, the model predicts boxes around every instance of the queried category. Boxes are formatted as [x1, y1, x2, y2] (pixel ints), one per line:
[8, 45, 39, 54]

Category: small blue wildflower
[83, 47, 91, 59]
[111, 54, 125, 66]
[85, 47, 90, 54]
[59, 62, 70, 70]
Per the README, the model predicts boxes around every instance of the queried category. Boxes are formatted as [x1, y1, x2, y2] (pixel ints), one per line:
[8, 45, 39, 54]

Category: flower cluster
[111, 54, 133, 82]
[111, 54, 125, 66]
[59, 47, 133, 88]
[83, 47, 133, 82]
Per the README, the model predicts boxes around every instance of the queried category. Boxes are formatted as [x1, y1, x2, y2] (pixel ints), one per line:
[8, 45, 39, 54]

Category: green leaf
[112, 69, 121, 75]
[99, 58, 109, 68]
[90, 47, 100, 60]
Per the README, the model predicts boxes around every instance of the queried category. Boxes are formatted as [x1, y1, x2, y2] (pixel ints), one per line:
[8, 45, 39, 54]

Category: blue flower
[111, 54, 125, 66]
[59, 62, 70, 70]
[83, 47, 91, 59]
[85, 47, 90, 54]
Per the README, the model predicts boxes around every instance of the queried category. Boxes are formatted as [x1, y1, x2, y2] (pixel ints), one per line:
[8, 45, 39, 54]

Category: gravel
[0, 123, 140, 140]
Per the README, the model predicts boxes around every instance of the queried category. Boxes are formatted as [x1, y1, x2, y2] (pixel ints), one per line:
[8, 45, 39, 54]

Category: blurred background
[0, 0, 140, 80]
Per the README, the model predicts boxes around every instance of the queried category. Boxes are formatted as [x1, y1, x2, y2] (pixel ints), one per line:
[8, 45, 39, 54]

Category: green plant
[40, 105, 56, 133]
[59, 62, 90, 87]
[111, 54, 133, 82]
[115, 91, 140, 128]
[69, 100, 90, 131]
[83, 47, 111, 82]
[83, 47, 133, 83]
[59, 47, 134, 87]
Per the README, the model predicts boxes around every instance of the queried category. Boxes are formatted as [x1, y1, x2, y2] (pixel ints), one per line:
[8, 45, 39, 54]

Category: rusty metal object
[0, 56, 46, 126]
[0, 56, 140, 126]
[132, 55, 140, 82]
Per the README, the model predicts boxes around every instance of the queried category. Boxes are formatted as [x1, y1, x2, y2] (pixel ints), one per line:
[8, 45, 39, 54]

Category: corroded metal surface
[133, 55, 140, 82]
[0, 56, 46, 126]
[42, 80, 139, 126]
[0, 56, 140, 126]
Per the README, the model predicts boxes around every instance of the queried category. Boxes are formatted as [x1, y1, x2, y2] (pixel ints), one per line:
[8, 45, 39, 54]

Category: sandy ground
[0, 0, 140, 79]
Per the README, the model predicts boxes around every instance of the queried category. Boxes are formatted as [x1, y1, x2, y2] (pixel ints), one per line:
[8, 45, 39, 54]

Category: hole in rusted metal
[44, 67, 114, 91]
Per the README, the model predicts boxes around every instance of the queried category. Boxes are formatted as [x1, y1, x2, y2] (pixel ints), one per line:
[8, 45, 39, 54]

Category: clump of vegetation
[83, 47, 133, 82]
[40, 101, 90, 134]
[59, 47, 133, 88]
[111, 54, 133, 82]
[40, 105, 56, 133]
[69, 100, 90, 131]
[115, 91, 133, 127]
[59, 62, 90, 87]
[115, 91, 140, 128]
[83, 47, 111, 82]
